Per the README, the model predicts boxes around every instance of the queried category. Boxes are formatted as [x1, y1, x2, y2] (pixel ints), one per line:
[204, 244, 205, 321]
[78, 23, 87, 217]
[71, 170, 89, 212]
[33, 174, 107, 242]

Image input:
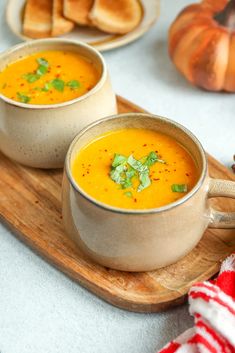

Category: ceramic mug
[62, 113, 235, 272]
[0, 39, 117, 168]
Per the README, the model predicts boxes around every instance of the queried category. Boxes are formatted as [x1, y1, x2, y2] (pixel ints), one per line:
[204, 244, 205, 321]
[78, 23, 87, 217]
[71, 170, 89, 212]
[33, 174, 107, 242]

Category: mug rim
[0, 38, 107, 110]
[65, 113, 208, 215]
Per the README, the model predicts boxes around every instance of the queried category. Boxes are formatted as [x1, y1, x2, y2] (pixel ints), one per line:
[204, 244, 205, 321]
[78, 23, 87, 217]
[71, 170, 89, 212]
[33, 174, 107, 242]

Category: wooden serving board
[0, 96, 235, 313]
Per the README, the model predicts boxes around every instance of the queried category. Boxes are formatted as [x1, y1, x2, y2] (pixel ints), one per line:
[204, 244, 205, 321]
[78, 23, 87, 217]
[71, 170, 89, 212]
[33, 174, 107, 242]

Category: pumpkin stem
[214, 0, 235, 28]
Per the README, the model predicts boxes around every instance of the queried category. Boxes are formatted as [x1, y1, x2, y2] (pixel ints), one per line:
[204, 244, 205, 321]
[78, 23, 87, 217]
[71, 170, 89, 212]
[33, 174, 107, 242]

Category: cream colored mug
[62, 113, 235, 272]
[0, 39, 117, 168]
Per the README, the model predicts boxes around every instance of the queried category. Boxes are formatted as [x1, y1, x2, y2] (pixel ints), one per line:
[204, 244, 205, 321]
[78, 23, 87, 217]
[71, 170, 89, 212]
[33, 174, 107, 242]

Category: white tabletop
[0, 1, 234, 353]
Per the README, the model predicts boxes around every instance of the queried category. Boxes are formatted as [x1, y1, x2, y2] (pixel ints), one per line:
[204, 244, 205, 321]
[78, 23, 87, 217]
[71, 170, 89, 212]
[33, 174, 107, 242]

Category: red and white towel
[158, 253, 235, 353]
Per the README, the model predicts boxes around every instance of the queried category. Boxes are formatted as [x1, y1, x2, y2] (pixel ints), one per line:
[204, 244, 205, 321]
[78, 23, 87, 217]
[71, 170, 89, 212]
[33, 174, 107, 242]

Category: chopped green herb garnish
[36, 58, 49, 76]
[110, 164, 126, 185]
[17, 92, 31, 103]
[138, 171, 151, 192]
[110, 151, 164, 193]
[67, 80, 81, 89]
[37, 58, 49, 67]
[126, 167, 136, 179]
[51, 78, 65, 92]
[112, 153, 127, 167]
[22, 58, 49, 84]
[124, 191, 133, 198]
[171, 184, 188, 193]
[22, 73, 40, 83]
[122, 177, 133, 189]
[126, 155, 150, 191]
[37, 65, 48, 76]
[42, 81, 53, 92]
[143, 151, 165, 166]
[21, 57, 82, 96]
[127, 154, 148, 174]
[110, 154, 137, 190]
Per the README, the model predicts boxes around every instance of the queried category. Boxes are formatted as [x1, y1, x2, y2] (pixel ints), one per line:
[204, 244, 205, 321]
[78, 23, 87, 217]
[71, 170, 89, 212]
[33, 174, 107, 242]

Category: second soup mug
[62, 113, 235, 272]
[0, 39, 117, 168]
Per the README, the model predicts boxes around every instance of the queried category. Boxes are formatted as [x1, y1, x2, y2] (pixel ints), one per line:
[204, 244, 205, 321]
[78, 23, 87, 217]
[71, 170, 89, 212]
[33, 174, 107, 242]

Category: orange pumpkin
[168, 0, 235, 91]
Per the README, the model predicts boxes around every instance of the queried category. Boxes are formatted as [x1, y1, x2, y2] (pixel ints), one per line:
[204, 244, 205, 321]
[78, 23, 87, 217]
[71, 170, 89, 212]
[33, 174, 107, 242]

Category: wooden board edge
[207, 154, 235, 181]
[116, 95, 147, 113]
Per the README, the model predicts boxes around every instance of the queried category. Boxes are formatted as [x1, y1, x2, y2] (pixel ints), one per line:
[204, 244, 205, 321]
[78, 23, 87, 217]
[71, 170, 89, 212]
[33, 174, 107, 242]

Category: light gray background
[0, 1, 234, 353]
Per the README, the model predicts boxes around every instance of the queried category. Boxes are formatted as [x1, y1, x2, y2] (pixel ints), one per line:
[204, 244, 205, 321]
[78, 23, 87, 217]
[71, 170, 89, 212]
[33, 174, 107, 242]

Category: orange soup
[72, 128, 199, 209]
[0, 50, 100, 105]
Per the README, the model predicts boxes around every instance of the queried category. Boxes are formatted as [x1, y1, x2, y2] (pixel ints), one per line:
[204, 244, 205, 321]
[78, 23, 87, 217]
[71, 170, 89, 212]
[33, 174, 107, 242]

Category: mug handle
[208, 178, 235, 228]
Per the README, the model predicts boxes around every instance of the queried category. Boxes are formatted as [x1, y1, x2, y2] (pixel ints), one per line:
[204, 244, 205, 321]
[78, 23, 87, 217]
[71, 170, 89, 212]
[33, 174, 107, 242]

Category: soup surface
[72, 128, 198, 209]
[0, 50, 100, 105]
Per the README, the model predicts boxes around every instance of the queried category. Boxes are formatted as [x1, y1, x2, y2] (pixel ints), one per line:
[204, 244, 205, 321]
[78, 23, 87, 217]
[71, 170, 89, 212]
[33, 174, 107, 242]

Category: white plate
[6, 0, 160, 52]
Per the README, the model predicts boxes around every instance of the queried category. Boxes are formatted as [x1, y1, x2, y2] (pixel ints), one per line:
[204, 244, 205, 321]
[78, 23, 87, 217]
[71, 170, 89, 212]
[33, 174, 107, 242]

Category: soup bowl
[0, 39, 117, 168]
[62, 113, 235, 272]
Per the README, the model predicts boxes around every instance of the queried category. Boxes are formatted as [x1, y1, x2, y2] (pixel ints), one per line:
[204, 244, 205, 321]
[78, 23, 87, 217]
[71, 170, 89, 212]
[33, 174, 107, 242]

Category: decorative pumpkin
[168, 0, 235, 92]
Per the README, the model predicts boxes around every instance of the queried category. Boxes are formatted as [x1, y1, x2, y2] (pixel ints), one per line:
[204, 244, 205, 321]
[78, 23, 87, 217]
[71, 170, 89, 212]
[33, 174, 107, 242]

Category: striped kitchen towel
[158, 253, 235, 353]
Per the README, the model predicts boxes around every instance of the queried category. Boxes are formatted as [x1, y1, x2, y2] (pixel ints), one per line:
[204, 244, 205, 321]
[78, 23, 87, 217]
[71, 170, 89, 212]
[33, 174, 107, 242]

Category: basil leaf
[42, 82, 53, 92]
[127, 155, 148, 174]
[37, 65, 48, 76]
[124, 191, 133, 198]
[171, 184, 188, 193]
[110, 164, 126, 184]
[143, 151, 157, 166]
[142, 151, 165, 166]
[126, 167, 136, 179]
[51, 78, 65, 92]
[17, 92, 31, 104]
[37, 58, 49, 67]
[67, 80, 81, 89]
[121, 178, 133, 189]
[112, 153, 127, 167]
[22, 73, 40, 83]
[36, 58, 49, 76]
[138, 171, 151, 192]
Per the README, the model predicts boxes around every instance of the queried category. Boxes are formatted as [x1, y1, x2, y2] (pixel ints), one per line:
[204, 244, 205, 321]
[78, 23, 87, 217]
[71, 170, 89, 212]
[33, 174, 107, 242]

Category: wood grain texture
[0, 96, 235, 312]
